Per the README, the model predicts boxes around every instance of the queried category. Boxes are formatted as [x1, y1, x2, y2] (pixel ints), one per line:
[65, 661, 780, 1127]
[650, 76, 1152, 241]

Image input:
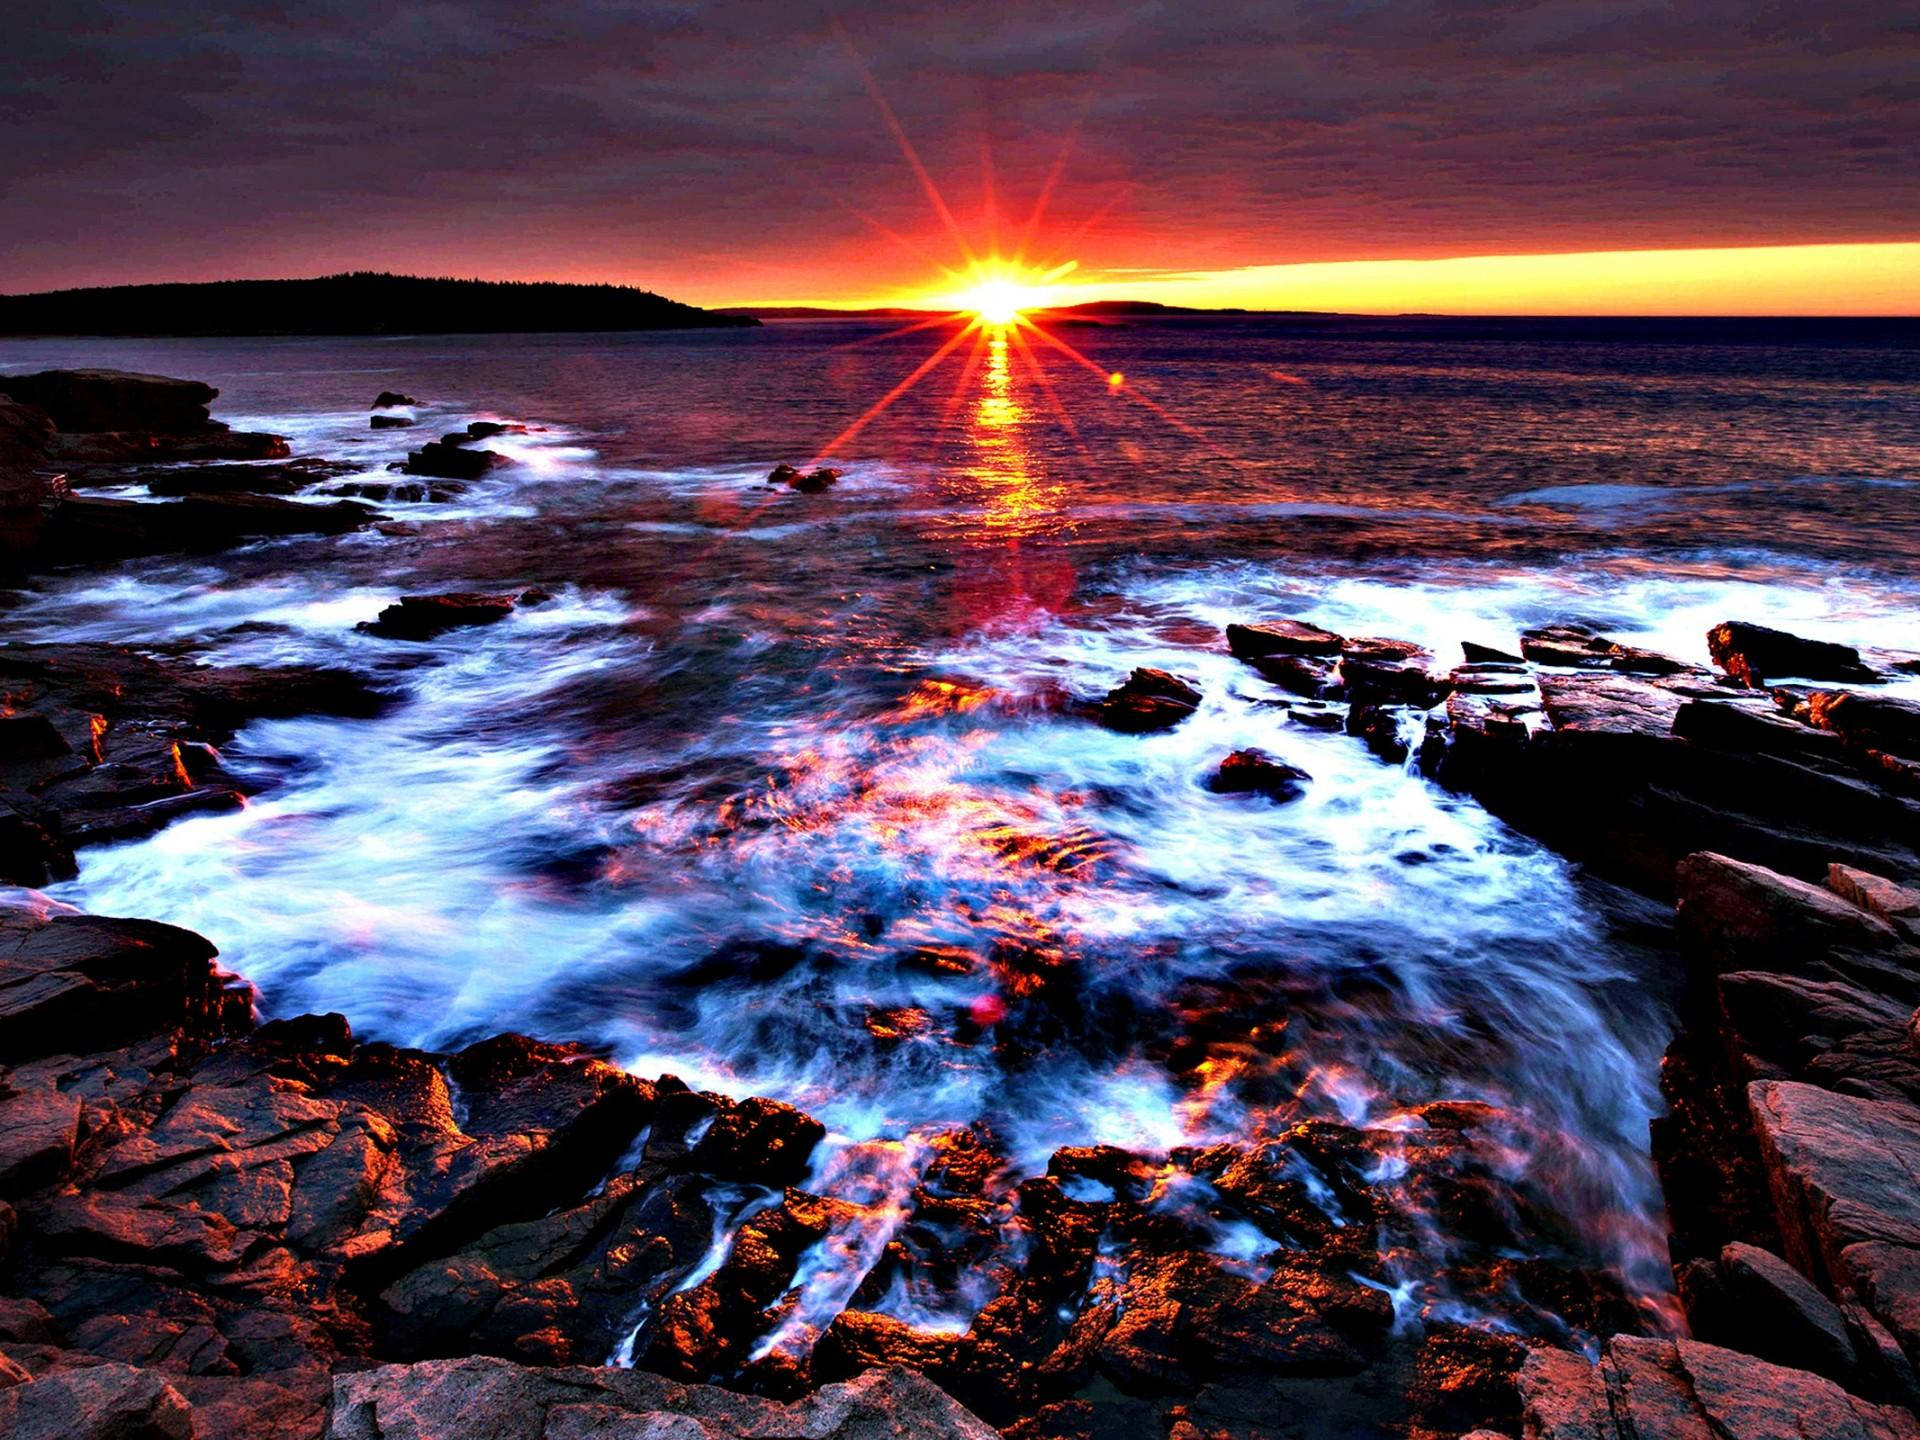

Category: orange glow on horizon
[738, 241, 1920, 318]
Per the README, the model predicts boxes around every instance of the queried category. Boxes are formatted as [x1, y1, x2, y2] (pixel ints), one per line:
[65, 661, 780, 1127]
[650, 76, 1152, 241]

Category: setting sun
[937, 259, 1080, 327]
[966, 278, 1028, 326]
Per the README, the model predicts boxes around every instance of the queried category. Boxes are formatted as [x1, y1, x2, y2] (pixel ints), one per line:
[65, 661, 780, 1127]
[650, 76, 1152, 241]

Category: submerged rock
[1709, 620, 1878, 688]
[359, 592, 520, 641]
[1208, 748, 1311, 800]
[767, 463, 842, 493]
[1097, 667, 1201, 732]
[45, 493, 379, 559]
[134, 459, 354, 497]
[371, 392, 418, 409]
[324, 480, 467, 504]
[399, 441, 509, 481]
[369, 414, 413, 430]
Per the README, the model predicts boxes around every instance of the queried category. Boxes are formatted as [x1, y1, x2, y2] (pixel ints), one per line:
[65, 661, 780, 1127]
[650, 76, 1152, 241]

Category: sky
[4, 1, 1917, 314]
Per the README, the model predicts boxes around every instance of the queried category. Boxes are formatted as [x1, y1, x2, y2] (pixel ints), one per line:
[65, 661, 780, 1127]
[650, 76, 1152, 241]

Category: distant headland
[0, 271, 759, 337]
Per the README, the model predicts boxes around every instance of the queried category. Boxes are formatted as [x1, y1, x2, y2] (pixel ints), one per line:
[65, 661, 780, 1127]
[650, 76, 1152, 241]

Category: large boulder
[1226, 620, 1344, 660]
[0, 371, 216, 435]
[0, 370, 286, 468]
[0, 908, 245, 1065]
[1709, 621, 1878, 688]
[1208, 748, 1311, 800]
[45, 493, 378, 559]
[1748, 1078, 1920, 1367]
[0, 1362, 194, 1440]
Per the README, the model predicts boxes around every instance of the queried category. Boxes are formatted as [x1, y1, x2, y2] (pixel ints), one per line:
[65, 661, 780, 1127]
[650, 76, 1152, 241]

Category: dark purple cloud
[3, 1, 1915, 301]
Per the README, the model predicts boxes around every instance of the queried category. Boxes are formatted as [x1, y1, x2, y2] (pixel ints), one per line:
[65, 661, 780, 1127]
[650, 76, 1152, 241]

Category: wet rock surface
[397, 440, 511, 481]
[9, 564, 1920, 1436]
[1098, 667, 1202, 732]
[0, 880, 1684, 1439]
[326, 1359, 996, 1440]
[1708, 620, 1880, 688]
[0, 644, 388, 887]
[1517, 1337, 1920, 1439]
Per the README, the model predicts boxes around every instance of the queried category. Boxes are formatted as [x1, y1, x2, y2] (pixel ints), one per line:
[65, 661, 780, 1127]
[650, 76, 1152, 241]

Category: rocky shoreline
[5, 369, 1920, 1437]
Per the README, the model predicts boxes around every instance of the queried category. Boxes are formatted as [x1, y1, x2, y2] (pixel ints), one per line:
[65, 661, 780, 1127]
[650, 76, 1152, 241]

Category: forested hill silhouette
[0, 272, 760, 336]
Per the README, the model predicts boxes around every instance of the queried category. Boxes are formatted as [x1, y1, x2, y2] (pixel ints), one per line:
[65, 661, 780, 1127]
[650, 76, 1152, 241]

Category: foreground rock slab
[326, 1359, 996, 1440]
[1519, 1336, 1920, 1439]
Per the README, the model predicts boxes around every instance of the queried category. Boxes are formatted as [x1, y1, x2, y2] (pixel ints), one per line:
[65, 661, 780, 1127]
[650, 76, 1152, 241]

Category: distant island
[0, 271, 759, 337]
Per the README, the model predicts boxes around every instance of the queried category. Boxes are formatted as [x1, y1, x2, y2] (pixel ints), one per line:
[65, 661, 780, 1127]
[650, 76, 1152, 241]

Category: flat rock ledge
[326, 1358, 994, 1440]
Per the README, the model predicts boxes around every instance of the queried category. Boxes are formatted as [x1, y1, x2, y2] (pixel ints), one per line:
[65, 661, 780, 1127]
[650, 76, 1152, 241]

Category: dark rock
[1098, 669, 1201, 733]
[1676, 851, 1900, 978]
[0, 370, 289, 469]
[1207, 749, 1311, 801]
[1712, 1241, 1859, 1384]
[369, 415, 414, 430]
[324, 480, 465, 504]
[371, 393, 418, 409]
[45, 493, 378, 559]
[324, 1358, 998, 1440]
[1803, 692, 1920, 763]
[1673, 698, 1846, 763]
[0, 909, 244, 1065]
[1520, 622, 1692, 675]
[400, 442, 509, 481]
[0, 371, 215, 435]
[464, 422, 529, 440]
[687, 1095, 825, 1185]
[133, 460, 350, 498]
[1249, 652, 1339, 696]
[1709, 621, 1878, 688]
[0, 713, 72, 763]
[1339, 638, 1449, 708]
[1347, 704, 1416, 762]
[1460, 640, 1523, 664]
[359, 592, 519, 641]
[0, 397, 63, 557]
[1748, 1078, 1920, 1369]
[1225, 620, 1344, 661]
[767, 463, 842, 493]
